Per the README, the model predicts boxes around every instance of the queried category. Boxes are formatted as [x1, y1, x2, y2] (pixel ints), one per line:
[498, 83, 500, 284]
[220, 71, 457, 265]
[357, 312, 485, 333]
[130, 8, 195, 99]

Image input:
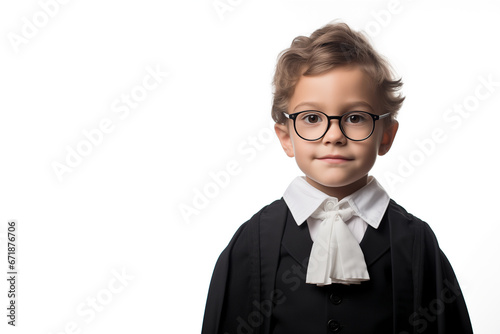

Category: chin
[311, 177, 355, 188]
[309, 174, 368, 189]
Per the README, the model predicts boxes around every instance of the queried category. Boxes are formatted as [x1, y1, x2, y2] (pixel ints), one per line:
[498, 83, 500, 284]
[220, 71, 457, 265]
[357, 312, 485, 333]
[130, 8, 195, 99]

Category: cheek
[353, 141, 380, 165]
[360, 130, 384, 155]
[291, 140, 316, 167]
[364, 150, 379, 168]
[290, 135, 306, 155]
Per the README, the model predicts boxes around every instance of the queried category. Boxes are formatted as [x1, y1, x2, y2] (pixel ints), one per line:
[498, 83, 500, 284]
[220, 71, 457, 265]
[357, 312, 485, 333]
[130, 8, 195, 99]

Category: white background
[1, 0, 499, 333]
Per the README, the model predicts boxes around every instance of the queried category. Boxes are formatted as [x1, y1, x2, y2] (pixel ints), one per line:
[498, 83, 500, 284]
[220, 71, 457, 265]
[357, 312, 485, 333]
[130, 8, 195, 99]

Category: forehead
[288, 66, 380, 113]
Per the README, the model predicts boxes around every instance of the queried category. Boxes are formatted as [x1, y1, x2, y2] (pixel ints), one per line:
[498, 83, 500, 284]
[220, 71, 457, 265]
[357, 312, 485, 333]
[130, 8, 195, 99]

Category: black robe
[201, 198, 473, 334]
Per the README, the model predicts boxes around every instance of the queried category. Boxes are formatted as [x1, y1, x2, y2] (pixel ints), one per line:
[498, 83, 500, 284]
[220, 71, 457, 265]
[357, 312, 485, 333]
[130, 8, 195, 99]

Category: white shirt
[283, 176, 390, 243]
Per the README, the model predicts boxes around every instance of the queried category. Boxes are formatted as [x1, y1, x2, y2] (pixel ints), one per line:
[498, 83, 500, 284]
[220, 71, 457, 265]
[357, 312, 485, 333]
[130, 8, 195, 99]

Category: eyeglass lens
[294, 111, 375, 141]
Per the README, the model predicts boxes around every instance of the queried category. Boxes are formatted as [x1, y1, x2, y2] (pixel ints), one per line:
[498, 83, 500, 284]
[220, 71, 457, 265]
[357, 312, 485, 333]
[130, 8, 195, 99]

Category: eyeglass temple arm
[377, 112, 392, 120]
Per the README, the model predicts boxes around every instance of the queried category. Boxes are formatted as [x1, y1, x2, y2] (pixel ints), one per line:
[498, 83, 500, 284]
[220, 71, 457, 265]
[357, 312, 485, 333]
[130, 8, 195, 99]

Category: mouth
[317, 155, 354, 164]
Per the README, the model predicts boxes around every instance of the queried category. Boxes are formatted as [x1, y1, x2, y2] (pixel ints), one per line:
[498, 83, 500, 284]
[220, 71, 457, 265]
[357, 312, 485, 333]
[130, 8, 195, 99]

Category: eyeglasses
[283, 110, 391, 141]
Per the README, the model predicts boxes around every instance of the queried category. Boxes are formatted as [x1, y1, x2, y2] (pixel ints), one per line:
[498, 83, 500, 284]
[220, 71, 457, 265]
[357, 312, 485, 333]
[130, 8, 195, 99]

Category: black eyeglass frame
[283, 110, 392, 142]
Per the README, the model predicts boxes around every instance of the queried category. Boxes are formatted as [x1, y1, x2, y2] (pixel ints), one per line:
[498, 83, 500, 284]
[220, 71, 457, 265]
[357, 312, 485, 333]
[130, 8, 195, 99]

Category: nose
[322, 119, 347, 145]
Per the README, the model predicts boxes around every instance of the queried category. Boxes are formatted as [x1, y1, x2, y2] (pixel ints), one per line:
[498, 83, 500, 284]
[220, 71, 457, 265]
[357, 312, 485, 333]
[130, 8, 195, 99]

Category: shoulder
[387, 199, 425, 225]
[387, 199, 435, 231]
[387, 199, 450, 279]
[386, 199, 441, 250]
[236, 198, 287, 230]
[222, 198, 288, 253]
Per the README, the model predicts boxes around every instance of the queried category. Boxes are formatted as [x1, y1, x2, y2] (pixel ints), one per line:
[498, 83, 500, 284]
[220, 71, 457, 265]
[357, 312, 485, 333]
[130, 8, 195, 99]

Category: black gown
[201, 198, 473, 334]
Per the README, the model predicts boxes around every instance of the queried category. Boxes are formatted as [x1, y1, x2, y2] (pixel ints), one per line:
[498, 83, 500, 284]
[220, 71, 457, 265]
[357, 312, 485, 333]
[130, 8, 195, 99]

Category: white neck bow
[305, 200, 370, 286]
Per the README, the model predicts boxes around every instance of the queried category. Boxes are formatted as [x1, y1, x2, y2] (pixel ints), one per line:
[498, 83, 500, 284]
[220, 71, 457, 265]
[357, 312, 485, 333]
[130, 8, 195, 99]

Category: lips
[317, 155, 353, 163]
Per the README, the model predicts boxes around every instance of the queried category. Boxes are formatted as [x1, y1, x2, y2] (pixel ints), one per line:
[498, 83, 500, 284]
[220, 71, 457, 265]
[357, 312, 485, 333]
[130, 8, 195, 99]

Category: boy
[202, 22, 472, 334]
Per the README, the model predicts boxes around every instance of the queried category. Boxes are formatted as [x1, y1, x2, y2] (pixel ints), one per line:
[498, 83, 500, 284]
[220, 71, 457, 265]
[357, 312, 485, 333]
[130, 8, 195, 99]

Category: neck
[305, 175, 369, 200]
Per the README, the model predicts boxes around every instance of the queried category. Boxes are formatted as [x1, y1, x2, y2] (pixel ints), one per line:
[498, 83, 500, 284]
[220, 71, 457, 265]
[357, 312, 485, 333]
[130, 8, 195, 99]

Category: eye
[300, 112, 324, 125]
[344, 112, 369, 124]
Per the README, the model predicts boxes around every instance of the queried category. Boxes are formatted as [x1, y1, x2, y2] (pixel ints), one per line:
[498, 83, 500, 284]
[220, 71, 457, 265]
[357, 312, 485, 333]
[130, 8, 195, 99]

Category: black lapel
[281, 209, 314, 269]
[360, 210, 391, 267]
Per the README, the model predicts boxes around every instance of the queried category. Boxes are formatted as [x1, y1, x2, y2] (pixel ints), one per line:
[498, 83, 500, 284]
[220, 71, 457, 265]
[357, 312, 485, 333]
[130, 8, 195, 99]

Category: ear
[274, 123, 295, 158]
[378, 120, 399, 156]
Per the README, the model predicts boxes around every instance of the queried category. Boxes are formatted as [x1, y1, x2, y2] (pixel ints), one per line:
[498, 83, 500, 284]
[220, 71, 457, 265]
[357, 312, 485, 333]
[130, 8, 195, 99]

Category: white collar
[283, 176, 390, 229]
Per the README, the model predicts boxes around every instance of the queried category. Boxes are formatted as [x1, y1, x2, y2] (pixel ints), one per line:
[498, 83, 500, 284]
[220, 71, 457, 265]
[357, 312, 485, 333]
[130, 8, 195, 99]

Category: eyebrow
[292, 101, 375, 113]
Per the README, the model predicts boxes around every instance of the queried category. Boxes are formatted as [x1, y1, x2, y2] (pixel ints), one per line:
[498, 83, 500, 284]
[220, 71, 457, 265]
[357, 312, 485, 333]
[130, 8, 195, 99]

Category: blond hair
[271, 22, 405, 124]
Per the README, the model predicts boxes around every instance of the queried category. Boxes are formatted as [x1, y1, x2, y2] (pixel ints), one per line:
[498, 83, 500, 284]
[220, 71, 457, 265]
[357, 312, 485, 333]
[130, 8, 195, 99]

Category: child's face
[275, 65, 398, 198]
